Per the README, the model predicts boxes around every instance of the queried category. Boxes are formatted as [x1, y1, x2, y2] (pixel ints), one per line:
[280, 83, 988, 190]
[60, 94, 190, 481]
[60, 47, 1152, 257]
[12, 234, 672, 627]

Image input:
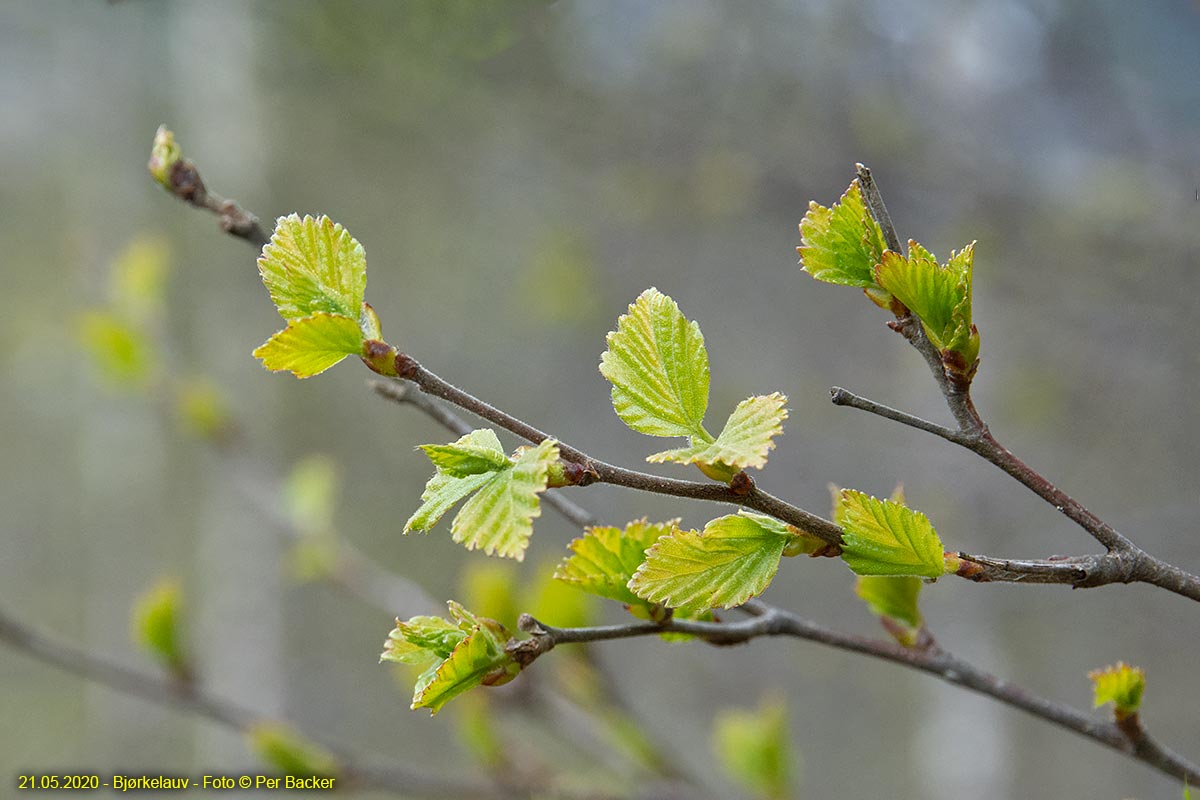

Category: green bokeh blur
[1, 2, 1198, 798]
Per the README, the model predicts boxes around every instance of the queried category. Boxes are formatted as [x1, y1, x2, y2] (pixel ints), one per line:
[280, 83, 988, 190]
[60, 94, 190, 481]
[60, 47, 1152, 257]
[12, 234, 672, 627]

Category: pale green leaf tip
[148, 125, 181, 189]
[1088, 662, 1145, 716]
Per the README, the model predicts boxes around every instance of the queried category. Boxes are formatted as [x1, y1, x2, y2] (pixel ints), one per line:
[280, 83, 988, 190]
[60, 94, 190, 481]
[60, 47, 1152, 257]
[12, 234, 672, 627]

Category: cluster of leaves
[249, 213, 962, 713]
[253, 214, 382, 378]
[380, 601, 520, 715]
[798, 180, 980, 380]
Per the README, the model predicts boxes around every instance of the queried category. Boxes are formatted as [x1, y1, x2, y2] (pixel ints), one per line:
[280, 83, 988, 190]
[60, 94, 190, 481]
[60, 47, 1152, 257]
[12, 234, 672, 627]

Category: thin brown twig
[153, 146, 1200, 787]
[509, 606, 1200, 785]
[376, 351, 1200, 789]
[0, 606, 526, 799]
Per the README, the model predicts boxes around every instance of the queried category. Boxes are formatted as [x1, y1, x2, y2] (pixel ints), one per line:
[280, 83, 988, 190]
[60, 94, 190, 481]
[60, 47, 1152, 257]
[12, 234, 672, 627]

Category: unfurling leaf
[797, 179, 890, 306]
[874, 240, 979, 367]
[855, 575, 924, 645]
[131, 578, 187, 675]
[406, 430, 558, 561]
[1089, 662, 1145, 719]
[253, 313, 364, 378]
[419, 441, 512, 477]
[648, 393, 787, 472]
[629, 512, 802, 615]
[247, 723, 338, 778]
[835, 490, 946, 578]
[599, 288, 710, 438]
[381, 602, 519, 715]
[284, 455, 341, 535]
[713, 696, 794, 800]
[147, 125, 182, 189]
[555, 519, 678, 612]
[258, 214, 368, 323]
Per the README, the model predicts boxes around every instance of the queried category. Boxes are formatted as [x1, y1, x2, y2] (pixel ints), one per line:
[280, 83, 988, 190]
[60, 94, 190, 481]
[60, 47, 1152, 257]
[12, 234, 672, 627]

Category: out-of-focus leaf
[247, 723, 338, 778]
[1089, 662, 1145, 718]
[130, 578, 186, 674]
[713, 696, 793, 800]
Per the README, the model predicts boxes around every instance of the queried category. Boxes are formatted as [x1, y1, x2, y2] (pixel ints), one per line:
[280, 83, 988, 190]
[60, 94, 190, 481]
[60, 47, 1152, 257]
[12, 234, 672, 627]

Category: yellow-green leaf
[79, 311, 156, 388]
[406, 429, 506, 534]
[599, 288, 710, 438]
[855, 575, 923, 639]
[797, 179, 889, 296]
[1089, 662, 1145, 717]
[451, 439, 558, 560]
[247, 723, 338, 778]
[130, 578, 186, 673]
[406, 431, 558, 561]
[874, 240, 979, 365]
[258, 214, 367, 322]
[418, 441, 512, 477]
[555, 519, 677, 610]
[253, 313, 363, 378]
[382, 603, 518, 716]
[648, 393, 787, 472]
[628, 514, 794, 615]
[713, 696, 793, 800]
[836, 490, 946, 578]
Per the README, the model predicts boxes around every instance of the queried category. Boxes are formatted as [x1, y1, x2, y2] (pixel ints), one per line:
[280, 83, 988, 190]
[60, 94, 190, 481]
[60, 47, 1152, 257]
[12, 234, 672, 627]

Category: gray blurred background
[1, 1, 1198, 798]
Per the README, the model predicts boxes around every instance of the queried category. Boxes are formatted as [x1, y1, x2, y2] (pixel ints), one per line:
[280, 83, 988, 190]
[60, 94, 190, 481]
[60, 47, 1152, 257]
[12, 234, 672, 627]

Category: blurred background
[1, 1, 1198, 797]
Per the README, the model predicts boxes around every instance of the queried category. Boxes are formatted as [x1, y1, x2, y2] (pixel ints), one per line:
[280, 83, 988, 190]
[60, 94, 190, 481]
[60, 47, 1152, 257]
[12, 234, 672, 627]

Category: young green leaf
[874, 241, 979, 366]
[712, 696, 793, 800]
[284, 455, 340, 535]
[79, 311, 156, 388]
[855, 575, 924, 646]
[406, 429, 507, 533]
[855, 575, 923, 629]
[629, 513, 797, 615]
[130, 578, 187, 676]
[258, 214, 367, 322]
[555, 519, 678, 609]
[797, 179, 889, 304]
[247, 723, 338, 778]
[382, 602, 519, 716]
[418, 441, 512, 477]
[253, 313, 364, 378]
[451, 439, 557, 560]
[406, 431, 558, 561]
[599, 288, 710, 438]
[647, 393, 787, 472]
[415, 623, 520, 715]
[836, 489, 947, 578]
[1088, 662, 1145, 719]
